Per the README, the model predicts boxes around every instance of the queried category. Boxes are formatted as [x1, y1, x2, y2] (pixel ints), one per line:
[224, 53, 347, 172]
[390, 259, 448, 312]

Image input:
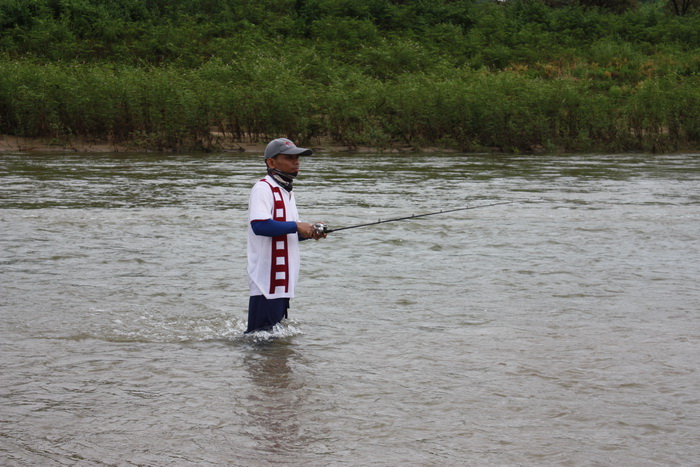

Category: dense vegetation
[1, 0, 699, 153]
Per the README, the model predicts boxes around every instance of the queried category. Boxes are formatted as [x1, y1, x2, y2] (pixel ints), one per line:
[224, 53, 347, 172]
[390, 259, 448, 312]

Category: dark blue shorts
[245, 295, 290, 333]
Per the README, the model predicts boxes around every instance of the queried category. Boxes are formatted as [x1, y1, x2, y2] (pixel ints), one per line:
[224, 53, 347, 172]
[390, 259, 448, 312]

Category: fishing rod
[313, 200, 513, 235]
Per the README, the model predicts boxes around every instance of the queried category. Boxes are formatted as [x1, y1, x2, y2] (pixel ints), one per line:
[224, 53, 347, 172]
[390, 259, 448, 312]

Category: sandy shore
[0, 134, 276, 154]
[1, 134, 127, 153]
[0, 133, 457, 155]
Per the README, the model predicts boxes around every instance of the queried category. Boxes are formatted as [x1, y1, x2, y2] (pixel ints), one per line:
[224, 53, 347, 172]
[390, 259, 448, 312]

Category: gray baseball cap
[264, 138, 313, 160]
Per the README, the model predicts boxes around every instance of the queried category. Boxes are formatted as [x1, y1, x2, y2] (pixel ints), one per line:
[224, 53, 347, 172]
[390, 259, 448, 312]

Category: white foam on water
[58, 307, 306, 344]
[241, 319, 306, 342]
[59, 307, 250, 343]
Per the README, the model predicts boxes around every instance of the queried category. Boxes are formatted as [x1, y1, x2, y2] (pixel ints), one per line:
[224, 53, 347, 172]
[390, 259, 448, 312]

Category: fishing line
[314, 200, 515, 234]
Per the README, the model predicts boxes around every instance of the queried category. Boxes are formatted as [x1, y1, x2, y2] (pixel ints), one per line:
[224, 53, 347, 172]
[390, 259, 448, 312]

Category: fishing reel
[313, 222, 328, 235]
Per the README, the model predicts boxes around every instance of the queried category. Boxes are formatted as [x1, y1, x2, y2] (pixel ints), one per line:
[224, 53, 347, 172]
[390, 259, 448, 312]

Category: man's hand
[297, 222, 327, 240]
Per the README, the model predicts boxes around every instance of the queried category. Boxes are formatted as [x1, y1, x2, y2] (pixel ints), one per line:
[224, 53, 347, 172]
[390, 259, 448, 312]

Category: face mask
[268, 167, 297, 190]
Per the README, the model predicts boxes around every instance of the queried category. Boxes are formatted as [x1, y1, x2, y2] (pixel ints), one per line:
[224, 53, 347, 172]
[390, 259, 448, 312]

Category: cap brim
[280, 147, 313, 156]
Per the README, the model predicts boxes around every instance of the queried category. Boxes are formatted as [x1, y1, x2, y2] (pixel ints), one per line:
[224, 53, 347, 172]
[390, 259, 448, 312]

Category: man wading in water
[245, 138, 326, 333]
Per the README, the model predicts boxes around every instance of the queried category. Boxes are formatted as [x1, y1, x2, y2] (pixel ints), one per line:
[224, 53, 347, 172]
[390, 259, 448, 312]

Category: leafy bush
[0, 0, 699, 152]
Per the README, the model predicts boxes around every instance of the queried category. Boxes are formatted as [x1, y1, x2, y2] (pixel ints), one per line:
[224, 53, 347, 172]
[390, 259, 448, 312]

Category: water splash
[55, 308, 306, 344]
[242, 321, 306, 343]
[56, 309, 247, 343]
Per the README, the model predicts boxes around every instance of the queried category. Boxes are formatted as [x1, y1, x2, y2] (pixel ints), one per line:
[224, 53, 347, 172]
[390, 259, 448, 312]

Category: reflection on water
[242, 340, 308, 458]
[1, 152, 699, 465]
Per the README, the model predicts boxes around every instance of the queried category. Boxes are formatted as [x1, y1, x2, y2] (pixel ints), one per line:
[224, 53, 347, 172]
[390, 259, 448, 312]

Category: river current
[1, 152, 699, 466]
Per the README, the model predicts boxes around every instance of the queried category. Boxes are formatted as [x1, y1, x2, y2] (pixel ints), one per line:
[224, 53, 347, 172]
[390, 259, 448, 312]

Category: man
[246, 138, 326, 333]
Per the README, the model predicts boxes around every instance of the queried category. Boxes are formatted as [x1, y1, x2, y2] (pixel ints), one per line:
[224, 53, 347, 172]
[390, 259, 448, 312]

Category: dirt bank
[0, 134, 454, 155]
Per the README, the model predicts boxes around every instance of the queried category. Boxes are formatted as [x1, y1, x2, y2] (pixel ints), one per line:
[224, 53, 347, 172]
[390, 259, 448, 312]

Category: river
[1, 151, 698, 466]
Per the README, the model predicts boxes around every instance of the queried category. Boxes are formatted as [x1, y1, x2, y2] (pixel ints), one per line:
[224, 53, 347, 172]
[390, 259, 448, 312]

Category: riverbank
[0, 134, 320, 154]
[0, 134, 124, 153]
[0, 134, 461, 155]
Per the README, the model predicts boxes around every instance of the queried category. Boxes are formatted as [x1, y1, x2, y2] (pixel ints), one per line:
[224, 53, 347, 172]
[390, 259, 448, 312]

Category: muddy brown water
[1, 152, 699, 465]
